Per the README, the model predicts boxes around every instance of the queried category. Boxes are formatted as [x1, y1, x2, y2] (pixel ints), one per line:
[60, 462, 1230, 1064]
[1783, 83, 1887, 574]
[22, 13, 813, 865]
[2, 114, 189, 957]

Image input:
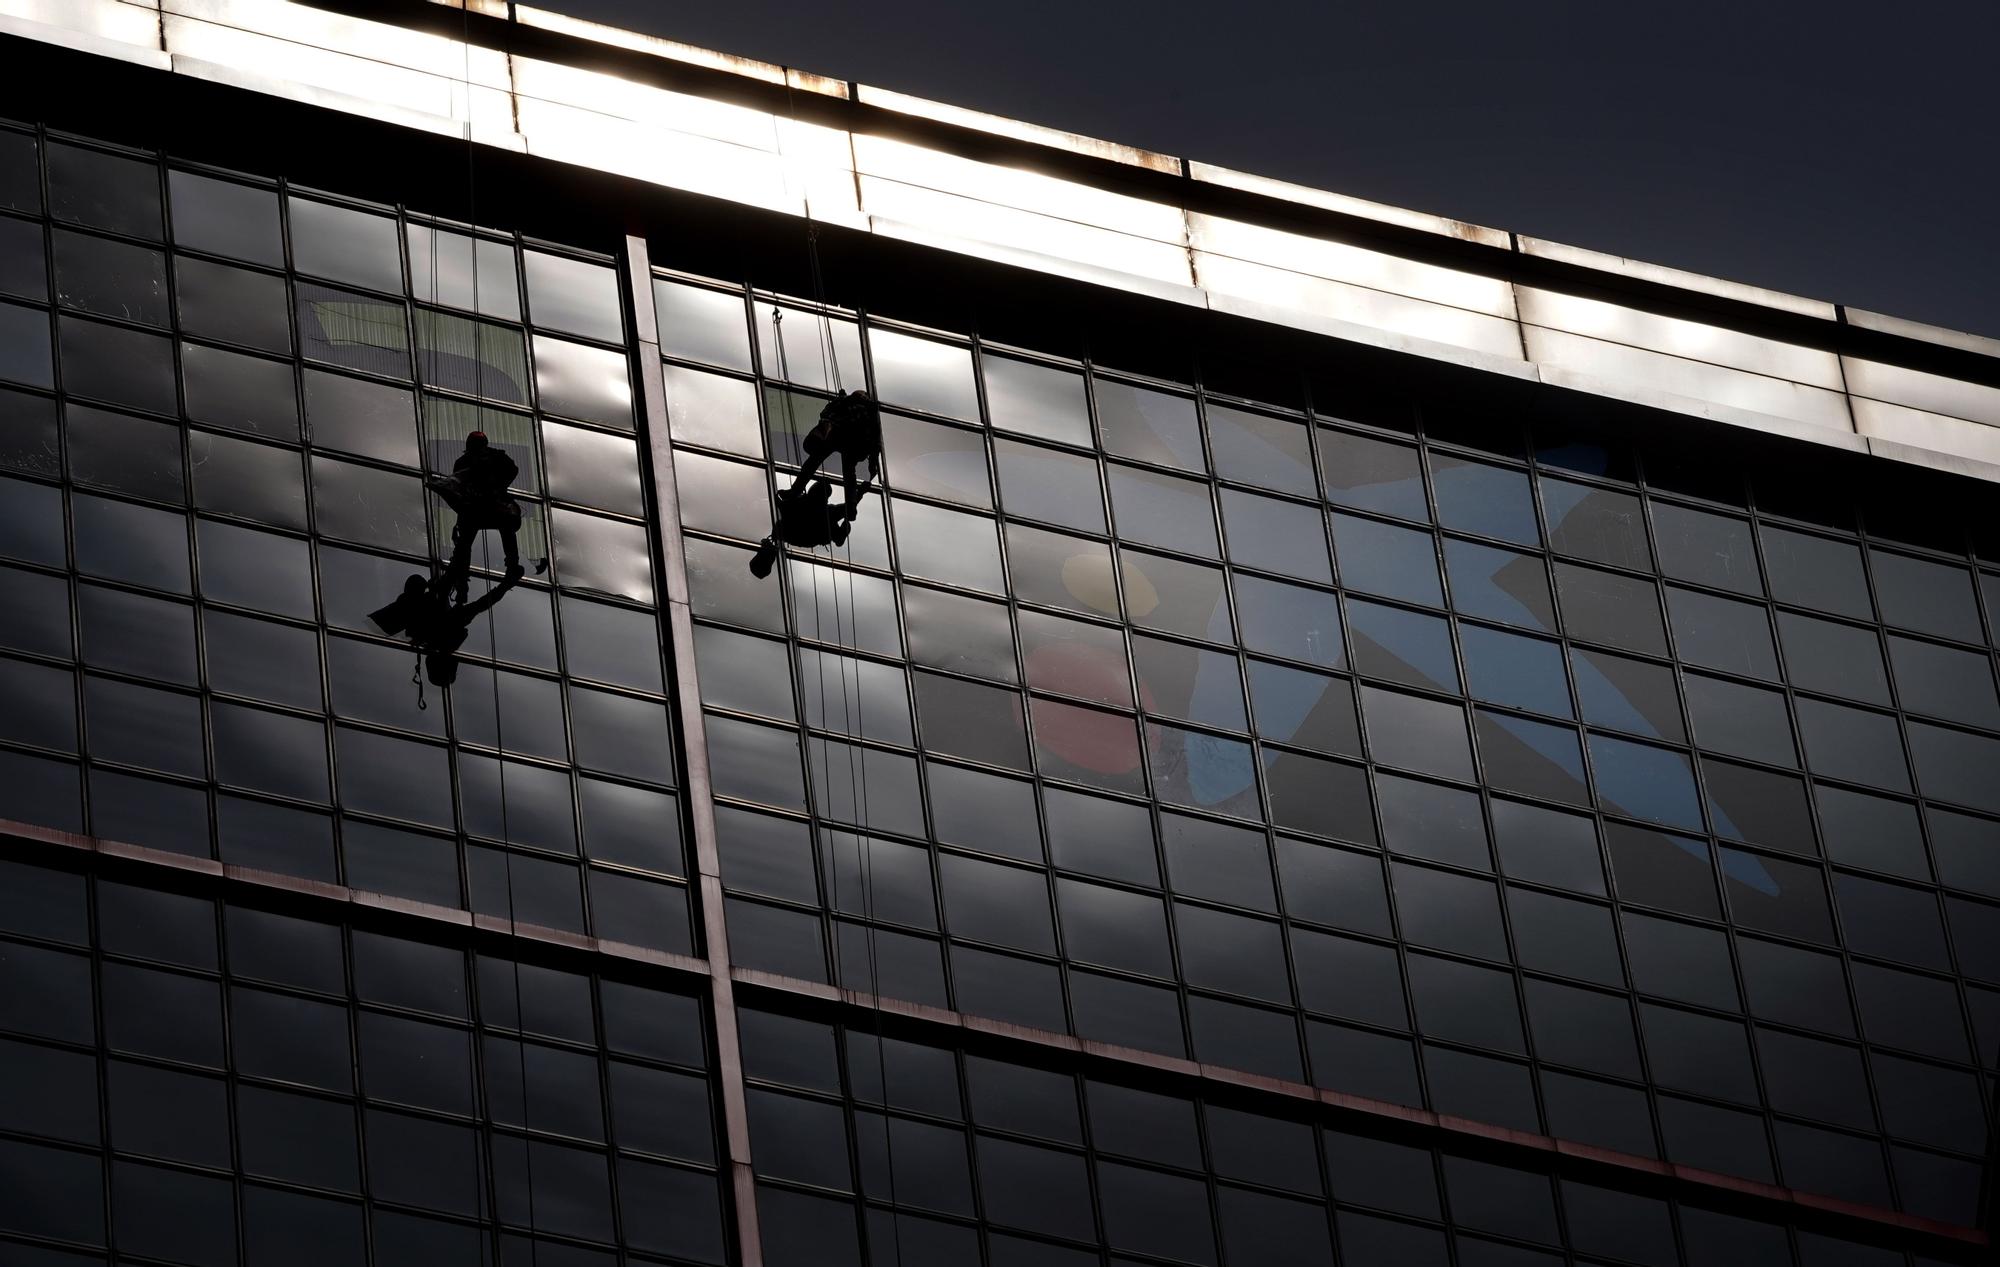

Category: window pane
[52, 229, 167, 325]
[1870, 549, 1981, 641]
[183, 341, 300, 441]
[1236, 574, 1341, 668]
[1652, 503, 1761, 595]
[881, 413, 989, 508]
[1320, 428, 1426, 520]
[1331, 513, 1440, 605]
[1887, 633, 1999, 727]
[1431, 454, 1538, 545]
[1462, 625, 1570, 716]
[1571, 647, 1684, 742]
[654, 278, 750, 370]
[170, 170, 283, 266]
[176, 257, 289, 353]
[1095, 378, 1202, 470]
[1444, 538, 1556, 631]
[1247, 659, 1358, 756]
[523, 249, 617, 341]
[982, 355, 1088, 446]
[1005, 524, 1121, 618]
[1031, 697, 1144, 795]
[1219, 488, 1330, 581]
[1777, 611, 1889, 705]
[891, 499, 1004, 592]
[1684, 674, 1794, 766]
[289, 197, 401, 292]
[871, 329, 976, 420]
[68, 405, 182, 503]
[1589, 735, 1703, 831]
[304, 368, 417, 465]
[1541, 477, 1650, 569]
[1362, 685, 1472, 781]
[1107, 463, 1216, 556]
[1207, 404, 1314, 495]
[1476, 710, 1588, 805]
[49, 143, 158, 238]
[992, 437, 1103, 532]
[1018, 610, 1130, 708]
[663, 364, 760, 455]
[58, 317, 175, 414]
[534, 333, 631, 428]
[1555, 562, 1666, 655]
[1347, 599, 1453, 691]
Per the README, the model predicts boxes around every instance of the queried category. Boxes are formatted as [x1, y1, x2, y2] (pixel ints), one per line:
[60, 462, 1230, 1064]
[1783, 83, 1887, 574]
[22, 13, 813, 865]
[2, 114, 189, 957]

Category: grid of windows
[0, 854, 725, 1264]
[737, 1002, 1948, 1267]
[0, 125, 689, 954]
[656, 271, 2000, 1227]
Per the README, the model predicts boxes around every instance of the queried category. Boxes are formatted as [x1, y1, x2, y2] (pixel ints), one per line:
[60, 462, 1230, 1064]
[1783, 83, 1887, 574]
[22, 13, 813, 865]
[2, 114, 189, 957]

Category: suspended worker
[750, 476, 848, 577]
[784, 387, 882, 522]
[430, 431, 536, 602]
[369, 570, 523, 688]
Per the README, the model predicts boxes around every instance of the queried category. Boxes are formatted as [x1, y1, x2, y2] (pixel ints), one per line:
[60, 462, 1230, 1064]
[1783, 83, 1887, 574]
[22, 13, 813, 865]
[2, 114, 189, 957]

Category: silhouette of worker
[785, 388, 881, 520]
[369, 570, 522, 688]
[430, 430, 532, 601]
[750, 477, 846, 577]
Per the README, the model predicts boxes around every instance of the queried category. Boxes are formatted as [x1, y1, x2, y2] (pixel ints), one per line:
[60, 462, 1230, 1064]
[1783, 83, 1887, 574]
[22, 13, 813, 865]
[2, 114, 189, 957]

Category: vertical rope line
[455, 6, 538, 1258]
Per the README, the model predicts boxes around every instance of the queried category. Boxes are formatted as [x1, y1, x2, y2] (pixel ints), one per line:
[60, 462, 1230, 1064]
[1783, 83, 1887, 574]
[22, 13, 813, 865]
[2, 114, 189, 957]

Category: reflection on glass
[1461, 625, 1570, 716]
[0, 215, 45, 302]
[58, 317, 175, 414]
[49, 144, 159, 239]
[288, 197, 402, 294]
[1120, 551, 1232, 644]
[1683, 674, 1795, 766]
[1246, 660, 1359, 757]
[1361, 685, 1473, 782]
[1131, 635, 1244, 730]
[533, 334, 631, 429]
[523, 249, 619, 343]
[1554, 563, 1665, 656]
[890, 498, 1004, 594]
[1347, 600, 1454, 692]
[1331, 514, 1440, 606]
[1430, 455, 1538, 546]
[1776, 611, 1888, 706]
[1761, 525, 1871, 620]
[663, 365, 761, 457]
[1540, 478, 1650, 570]
[1570, 648, 1684, 743]
[296, 282, 409, 380]
[1018, 610, 1130, 708]
[182, 342, 299, 441]
[1868, 549, 1982, 643]
[1032, 697, 1144, 795]
[415, 310, 529, 405]
[993, 437, 1103, 532]
[755, 303, 863, 394]
[915, 671, 1028, 768]
[1094, 378, 1202, 471]
[1106, 464, 1216, 557]
[655, 278, 752, 371]
[1664, 586, 1776, 678]
[1147, 723, 1258, 818]
[1005, 524, 1121, 618]
[982, 355, 1089, 446]
[869, 329, 977, 421]
[1588, 735, 1703, 832]
[175, 258, 290, 354]
[169, 171, 283, 267]
[1651, 503, 1762, 597]
[1235, 575, 1341, 669]
[67, 405, 182, 503]
[1206, 404, 1314, 497]
[880, 413, 990, 508]
[1320, 429, 1427, 521]
[1375, 773, 1483, 867]
[1474, 710, 1587, 805]
[51, 229, 167, 326]
[304, 368, 418, 466]
[792, 559, 901, 657]
[1219, 489, 1329, 582]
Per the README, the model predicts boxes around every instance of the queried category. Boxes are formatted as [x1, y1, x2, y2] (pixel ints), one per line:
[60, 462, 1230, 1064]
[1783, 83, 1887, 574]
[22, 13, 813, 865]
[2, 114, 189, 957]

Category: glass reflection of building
[0, 5, 1996, 1266]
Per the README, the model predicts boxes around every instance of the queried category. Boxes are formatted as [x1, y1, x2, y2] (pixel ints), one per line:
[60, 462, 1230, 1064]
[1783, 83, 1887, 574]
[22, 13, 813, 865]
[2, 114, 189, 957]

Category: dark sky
[550, 1, 1999, 339]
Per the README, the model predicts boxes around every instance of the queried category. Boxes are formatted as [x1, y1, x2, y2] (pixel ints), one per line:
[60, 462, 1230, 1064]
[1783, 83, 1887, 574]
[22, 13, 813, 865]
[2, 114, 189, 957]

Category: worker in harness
[750, 476, 849, 577]
[369, 570, 523, 688]
[430, 431, 543, 602]
[784, 388, 882, 521]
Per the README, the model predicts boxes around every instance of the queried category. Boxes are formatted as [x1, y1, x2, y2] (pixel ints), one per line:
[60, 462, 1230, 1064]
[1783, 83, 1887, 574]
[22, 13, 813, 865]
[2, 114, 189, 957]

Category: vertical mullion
[621, 233, 763, 1267]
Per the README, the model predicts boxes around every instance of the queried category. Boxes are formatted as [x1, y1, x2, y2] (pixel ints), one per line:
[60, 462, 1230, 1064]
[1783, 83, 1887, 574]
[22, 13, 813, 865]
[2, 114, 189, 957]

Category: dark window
[1320, 428, 1427, 521]
[1762, 525, 1872, 619]
[1554, 562, 1666, 655]
[1348, 601, 1455, 691]
[995, 425, 1114, 529]
[1331, 513, 1440, 605]
[1666, 586, 1777, 677]
[1778, 611, 1891, 705]
[1541, 477, 1650, 569]
[1095, 378, 1203, 471]
[170, 170, 283, 266]
[48, 143, 158, 237]
[1443, 538, 1557, 631]
[1870, 548, 1981, 641]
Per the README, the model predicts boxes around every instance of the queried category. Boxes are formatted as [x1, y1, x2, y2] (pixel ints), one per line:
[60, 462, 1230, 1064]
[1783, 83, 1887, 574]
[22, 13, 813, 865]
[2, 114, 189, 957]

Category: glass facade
[0, 109, 1993, 1266]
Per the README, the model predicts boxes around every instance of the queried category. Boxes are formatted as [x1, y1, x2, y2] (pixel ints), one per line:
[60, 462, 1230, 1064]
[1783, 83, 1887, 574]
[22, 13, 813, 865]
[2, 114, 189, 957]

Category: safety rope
[448, 6, 538, 1259]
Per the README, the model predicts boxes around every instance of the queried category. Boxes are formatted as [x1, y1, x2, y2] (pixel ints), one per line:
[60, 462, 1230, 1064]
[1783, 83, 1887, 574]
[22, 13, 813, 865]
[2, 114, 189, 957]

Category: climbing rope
[442, 6, 537, 1259]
